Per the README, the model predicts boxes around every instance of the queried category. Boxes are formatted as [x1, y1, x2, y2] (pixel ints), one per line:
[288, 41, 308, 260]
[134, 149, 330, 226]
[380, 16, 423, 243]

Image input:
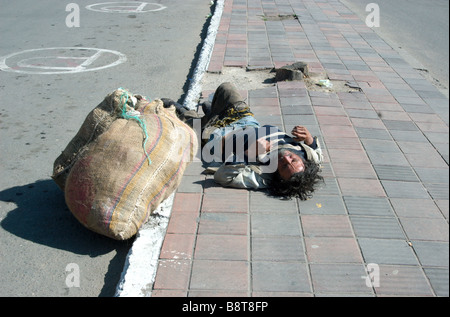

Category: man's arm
[291, 126, 315, 147]
[214, 164, 271, 189]
[291, 125, 323, 163]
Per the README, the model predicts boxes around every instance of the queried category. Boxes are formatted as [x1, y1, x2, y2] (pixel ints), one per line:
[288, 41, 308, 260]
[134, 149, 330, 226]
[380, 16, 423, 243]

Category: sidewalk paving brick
[253, 261, 311, 293]
[150, 0, 448, 297]
[357, 238, 419, 266]
[305, 237, 363, 263]
[375, 265, 435, 296]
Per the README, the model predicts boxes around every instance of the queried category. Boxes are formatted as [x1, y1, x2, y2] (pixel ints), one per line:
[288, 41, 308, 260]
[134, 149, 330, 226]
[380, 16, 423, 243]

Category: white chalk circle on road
[0, 47, 127, 75]
[86, 2, 167, 13]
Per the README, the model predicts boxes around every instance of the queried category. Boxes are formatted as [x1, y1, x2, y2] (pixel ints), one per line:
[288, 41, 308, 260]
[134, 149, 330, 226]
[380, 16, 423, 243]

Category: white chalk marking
[136, 2, 149, 12]
[77, 50, 104, 69]
[86, 2, 166, 13]
[0, 47, 126, 75]
[16, 57, 80, 71]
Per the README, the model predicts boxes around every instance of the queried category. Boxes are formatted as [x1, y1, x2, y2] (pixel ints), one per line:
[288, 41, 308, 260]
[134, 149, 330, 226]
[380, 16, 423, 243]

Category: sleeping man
[163, 82, 324, 200]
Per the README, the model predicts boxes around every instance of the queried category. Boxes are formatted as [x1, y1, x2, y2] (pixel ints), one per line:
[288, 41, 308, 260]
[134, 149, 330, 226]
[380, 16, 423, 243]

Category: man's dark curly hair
[269, 158, 324, 200]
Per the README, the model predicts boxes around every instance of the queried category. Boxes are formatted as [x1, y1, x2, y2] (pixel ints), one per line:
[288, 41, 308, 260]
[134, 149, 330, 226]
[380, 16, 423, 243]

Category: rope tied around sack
[118, 88, 152, 165]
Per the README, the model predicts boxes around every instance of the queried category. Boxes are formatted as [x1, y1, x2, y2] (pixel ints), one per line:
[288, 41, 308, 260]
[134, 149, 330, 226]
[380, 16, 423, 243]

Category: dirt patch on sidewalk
[305, 74, 362, 93]
[202, 67, 275, 91]
[202, 66, 361, 93]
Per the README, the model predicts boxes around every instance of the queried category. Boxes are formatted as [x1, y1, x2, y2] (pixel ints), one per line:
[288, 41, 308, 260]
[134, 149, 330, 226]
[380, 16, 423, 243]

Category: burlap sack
[52, 89, 198, 240]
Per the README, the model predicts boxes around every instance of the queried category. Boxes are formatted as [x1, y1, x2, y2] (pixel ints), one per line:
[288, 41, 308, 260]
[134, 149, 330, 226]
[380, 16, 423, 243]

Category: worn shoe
[201, 101, 212, 116]
[161, 98, 190, 113]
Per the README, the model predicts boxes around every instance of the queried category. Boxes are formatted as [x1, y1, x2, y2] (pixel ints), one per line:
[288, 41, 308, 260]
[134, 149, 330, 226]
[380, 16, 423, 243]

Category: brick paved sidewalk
[151, 0, 449, 297]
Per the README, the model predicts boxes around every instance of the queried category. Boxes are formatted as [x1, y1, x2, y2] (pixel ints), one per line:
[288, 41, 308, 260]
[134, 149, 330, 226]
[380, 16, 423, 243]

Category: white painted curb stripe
[114, 0, 224, 297]
[183, 0, 225, 110]
[114, 195, 174, 297]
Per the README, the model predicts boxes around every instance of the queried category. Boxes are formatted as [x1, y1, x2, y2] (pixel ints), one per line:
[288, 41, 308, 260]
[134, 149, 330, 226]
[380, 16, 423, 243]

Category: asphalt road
[0, 0, 212, 296]
[340, 0, 449, 97]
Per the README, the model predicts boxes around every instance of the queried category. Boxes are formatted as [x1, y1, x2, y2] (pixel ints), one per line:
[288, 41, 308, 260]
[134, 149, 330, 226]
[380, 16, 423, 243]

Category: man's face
[277, 150, 305, 180]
